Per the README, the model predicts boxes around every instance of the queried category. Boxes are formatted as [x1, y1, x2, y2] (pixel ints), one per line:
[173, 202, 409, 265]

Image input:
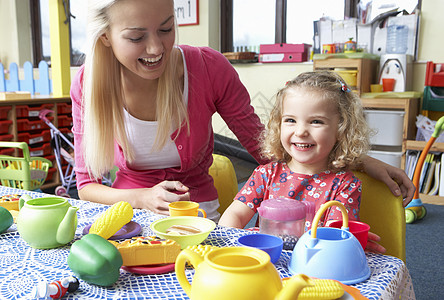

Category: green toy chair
[0, 142, 52, 191]
[355, 171, 406, 262]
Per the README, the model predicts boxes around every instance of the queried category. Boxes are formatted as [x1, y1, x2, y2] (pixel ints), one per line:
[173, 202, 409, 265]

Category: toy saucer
[122, 263, 175, 275]
[83, 221, 142, 240]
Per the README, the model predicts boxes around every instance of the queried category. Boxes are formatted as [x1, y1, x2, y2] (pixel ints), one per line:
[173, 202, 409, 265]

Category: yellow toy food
[185, 244, 219, 257]
[282, 277, 344, 299]
[89, 201, 133, 239]
[0, 194, 20, 211]
[109, 236, 181, 266]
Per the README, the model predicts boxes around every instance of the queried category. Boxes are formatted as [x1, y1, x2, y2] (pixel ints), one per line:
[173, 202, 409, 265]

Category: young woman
[71, 0, 414, 224]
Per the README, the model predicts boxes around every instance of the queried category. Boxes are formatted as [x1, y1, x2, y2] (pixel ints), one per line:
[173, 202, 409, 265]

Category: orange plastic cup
[327, 220, 370, 250]
[382, 78, 396, 92]
[168, 201, 207, 218]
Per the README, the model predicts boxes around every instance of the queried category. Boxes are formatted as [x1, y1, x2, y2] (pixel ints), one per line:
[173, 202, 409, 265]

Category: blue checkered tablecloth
[0, 187, 415, 299]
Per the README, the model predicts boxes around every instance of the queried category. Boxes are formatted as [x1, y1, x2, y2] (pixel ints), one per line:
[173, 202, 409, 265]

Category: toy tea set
[3, 194, 371, 299]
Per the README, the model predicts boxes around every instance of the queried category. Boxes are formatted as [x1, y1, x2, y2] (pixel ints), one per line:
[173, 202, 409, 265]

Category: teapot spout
[56, 206, 79, 245]
[275, 274, 315, 300]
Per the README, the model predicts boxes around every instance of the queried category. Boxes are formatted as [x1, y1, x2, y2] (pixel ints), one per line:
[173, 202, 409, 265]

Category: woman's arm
[361, 155, 415, 207]
[78, 181, 190, 215]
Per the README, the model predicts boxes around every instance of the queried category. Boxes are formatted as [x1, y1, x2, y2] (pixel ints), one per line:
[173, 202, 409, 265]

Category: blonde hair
[82, 0, 188, 179]
[262, 71, 371, 171]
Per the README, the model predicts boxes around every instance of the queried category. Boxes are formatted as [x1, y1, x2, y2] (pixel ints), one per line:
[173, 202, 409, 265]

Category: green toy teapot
[175, 246, 315, 300]
[17, 194, 78, 249]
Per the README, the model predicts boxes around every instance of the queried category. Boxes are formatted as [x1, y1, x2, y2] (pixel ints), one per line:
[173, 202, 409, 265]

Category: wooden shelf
[419, 193, 444, 205]
[406, 140, 444, 152]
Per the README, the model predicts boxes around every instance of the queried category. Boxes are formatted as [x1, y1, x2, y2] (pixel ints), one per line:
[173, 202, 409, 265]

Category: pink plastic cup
[327, 220, 370, 250]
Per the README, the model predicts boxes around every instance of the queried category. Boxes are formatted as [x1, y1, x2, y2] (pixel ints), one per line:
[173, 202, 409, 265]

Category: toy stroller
[407, 116, 444, 223]
[39, 109, 113, 197]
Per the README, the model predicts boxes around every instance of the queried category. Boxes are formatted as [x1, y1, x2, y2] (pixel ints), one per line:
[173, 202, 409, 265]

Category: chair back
[209, 154, 238, 215]
[355, 171, 406, 261]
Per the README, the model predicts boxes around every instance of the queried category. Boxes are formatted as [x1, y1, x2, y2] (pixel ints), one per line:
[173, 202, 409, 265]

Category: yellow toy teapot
[175, 246, 314, 300]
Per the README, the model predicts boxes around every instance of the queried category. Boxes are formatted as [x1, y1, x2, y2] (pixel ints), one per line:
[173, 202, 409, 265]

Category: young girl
[219, 71, 371, 229]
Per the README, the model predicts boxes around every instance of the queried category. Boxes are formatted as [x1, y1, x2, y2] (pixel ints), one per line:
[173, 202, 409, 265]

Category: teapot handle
[175, 249, 204, 296]
[19, 194, 32, 210]
[310, 201, 349, 239]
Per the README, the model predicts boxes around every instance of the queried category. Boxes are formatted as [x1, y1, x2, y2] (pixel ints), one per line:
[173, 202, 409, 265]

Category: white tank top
[125, 47, 188, 170]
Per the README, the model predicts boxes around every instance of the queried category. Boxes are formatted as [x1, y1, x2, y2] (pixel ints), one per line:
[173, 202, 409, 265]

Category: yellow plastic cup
[370, 84, 383, 93]
[168, 201, 207, 218]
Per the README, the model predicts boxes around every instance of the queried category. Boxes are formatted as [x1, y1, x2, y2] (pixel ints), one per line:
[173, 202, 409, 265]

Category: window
[221, 0, 421, 53]
[31, 0, 87, 67]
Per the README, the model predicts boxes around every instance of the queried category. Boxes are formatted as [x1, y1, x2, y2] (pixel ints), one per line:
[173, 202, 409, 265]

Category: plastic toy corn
[283, 278, 344, 300]
[185, 244, 219, 257]
[89, 201, 133, 239]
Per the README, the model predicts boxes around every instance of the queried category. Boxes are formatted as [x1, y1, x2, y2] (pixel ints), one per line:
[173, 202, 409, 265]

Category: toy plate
[83, 221, 142, 240]
[121, 263, 175, 275]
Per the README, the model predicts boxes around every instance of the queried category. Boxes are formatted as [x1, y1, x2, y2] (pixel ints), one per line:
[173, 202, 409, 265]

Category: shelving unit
[313, 57, 379, 95]
[0, 96, 71, 189]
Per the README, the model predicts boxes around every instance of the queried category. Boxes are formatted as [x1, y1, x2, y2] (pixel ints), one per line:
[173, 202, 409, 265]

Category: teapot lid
[257, 197, 306, 221]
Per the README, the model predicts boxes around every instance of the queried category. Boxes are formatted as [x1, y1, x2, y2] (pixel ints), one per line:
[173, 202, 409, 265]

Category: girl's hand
[365, 231, 386, 254]
[138, 181, 190, 215]
[362, 155, 415, 207]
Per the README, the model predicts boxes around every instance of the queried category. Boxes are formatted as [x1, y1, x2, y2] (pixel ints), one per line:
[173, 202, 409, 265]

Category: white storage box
[364, 110, 405, 146]
[368, 150, 403, 168]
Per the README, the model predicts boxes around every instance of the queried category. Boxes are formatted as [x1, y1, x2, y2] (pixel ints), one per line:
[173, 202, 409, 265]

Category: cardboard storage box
[365, 110, 405, 146]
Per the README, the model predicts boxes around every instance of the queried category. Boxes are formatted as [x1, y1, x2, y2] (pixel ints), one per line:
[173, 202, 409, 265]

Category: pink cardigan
[70, 45, 266, 203]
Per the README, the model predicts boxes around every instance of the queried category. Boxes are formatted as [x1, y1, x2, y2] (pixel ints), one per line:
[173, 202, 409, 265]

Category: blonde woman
[72, 0, 414, 223]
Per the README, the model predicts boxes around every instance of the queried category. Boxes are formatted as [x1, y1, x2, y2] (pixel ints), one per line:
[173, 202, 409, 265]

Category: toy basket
[0, 142, 52, 190]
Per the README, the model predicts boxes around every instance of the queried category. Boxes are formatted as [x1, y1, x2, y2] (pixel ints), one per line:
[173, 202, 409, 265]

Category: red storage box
[45, 167, 57, 182]
[18, 130, 51, 145]
[425, 61, 444, 87]
[58, 115, 73, 127]
[60, 128, 73, 139]
[0, 134, 14, 142]
[0, 148, 14, 156]
[0, 106, 11, 120]
[17, 118, 53, 132]
[57, 103, 72, 114]
[16, 104, 53, 118]
[29, 143, 52, 157]
[0, 120, 12, 134]
[259, 43, 311, 63]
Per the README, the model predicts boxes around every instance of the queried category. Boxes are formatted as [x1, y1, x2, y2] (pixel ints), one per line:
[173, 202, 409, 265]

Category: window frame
[220, 0, 358, 53]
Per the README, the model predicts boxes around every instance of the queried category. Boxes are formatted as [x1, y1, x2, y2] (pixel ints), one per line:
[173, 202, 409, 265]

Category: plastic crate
[17, 130, 51, 145]
[60, 127, 74, 139]
[0, 148, 14, 156]
[57, 103, 72, 114]
[17, 118, 53, 132]
[422, 86, 444, 112]
[0, 134, 14, 142]
[58, 115, 73, 127]
[425, 61, 444, 87]
[0, 120, 12, 135]
[45, 167, 57, 182]
[0, 106, 11, 120]
[0, 141, 52, 190]
[29, 142, 52, 157]
[16, 104, 53, 118]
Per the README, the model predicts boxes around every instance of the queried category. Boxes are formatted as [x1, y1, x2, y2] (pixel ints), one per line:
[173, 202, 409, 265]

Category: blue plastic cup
[237, 233, 283, 264]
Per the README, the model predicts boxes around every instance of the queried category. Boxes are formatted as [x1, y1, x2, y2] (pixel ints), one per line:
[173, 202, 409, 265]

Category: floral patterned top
[237, 161, 362, 228]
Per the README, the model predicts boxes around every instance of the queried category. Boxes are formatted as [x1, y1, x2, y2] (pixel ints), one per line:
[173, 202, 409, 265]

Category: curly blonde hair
[262, 71, 371, 171]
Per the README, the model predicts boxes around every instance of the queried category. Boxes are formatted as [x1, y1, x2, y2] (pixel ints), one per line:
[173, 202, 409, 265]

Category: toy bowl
[150, 216, 216, 249]
[327, 220, 370, 250]
[237, 233, 283, 264]
[288, 202, 370, 284]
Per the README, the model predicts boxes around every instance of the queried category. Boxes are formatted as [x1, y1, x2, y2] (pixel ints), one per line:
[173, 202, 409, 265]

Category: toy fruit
[67, 234, 123, 286]
[0, 206, 13, 233]
[89, 201, 133, 239]
[175, 246, 315, 300]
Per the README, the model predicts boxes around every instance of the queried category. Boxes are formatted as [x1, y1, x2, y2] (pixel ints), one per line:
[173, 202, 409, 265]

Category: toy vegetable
[89, 201, 133, 239]
[0, 206, 13, 234]
[67, 234, 122, 286]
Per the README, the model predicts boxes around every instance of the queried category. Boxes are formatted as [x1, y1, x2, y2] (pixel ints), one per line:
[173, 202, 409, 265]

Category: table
[0, 187, 416, 300]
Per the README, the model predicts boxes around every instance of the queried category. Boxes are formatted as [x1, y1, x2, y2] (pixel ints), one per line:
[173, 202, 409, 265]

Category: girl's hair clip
[339, 80, 351, 93]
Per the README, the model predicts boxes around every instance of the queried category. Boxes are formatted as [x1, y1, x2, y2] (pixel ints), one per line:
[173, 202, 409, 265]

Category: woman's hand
[137, 181, 190, 215]
[365, 231, 386, 254]
[362, 155, 415, 207]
